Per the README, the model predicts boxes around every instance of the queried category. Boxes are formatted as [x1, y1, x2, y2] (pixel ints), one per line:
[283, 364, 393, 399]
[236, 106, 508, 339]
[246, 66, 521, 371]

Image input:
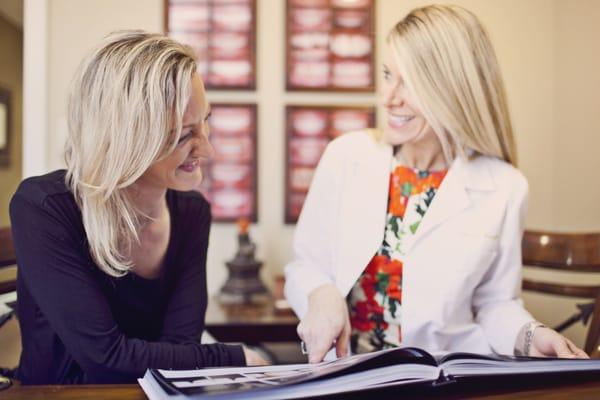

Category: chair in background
[0, 227, 16, 295]
[0, 227, 18, 380]
[522, 229, 600, 356]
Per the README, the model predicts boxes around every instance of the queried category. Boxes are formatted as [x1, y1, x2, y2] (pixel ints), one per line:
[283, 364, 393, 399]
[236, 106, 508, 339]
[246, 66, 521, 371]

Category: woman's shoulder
[470, 156, 528, 196]
[10, 170, 83, 240]
[325, 129, 388, 159]
[329, 129, 382, 149]
[12, 169, 74, 209]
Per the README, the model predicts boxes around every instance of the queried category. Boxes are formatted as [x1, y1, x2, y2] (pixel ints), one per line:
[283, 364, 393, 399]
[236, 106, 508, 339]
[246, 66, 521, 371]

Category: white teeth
[182, 160, 198, 168]
[389, 115, 413, 122]
[388, 114, 414, 128]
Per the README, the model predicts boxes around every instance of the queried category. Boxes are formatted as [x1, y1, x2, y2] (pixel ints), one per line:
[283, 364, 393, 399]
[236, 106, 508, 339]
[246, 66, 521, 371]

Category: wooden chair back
[522, 230, 600, 356]
[0, 227, 16, 295]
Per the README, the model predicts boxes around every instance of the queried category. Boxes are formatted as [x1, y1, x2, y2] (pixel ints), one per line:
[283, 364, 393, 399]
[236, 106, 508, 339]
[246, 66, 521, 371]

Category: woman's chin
[172, 170, 203, 191]
[383, 127, 420, 146]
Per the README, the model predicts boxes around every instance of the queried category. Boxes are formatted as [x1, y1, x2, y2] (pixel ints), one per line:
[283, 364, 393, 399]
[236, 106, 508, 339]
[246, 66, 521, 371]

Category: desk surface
[4, 377, 600, 399]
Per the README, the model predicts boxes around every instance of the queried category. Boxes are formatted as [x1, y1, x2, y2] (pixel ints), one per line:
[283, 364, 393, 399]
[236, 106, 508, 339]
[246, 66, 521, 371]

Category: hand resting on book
[518, 324, 589, 359]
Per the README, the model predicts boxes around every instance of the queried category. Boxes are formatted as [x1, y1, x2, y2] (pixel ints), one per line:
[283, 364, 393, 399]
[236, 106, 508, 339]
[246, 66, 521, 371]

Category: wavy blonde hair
[387, 5, 517, 165]
[65, 30, 197, 277]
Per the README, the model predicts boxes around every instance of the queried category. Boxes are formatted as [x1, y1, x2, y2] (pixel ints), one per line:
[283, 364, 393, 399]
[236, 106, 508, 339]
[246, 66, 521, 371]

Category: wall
[523, 0, 600, 348]
[0, 15, 22, 226]
[554, 0, 600, 231]
[24, 0, 600, 347]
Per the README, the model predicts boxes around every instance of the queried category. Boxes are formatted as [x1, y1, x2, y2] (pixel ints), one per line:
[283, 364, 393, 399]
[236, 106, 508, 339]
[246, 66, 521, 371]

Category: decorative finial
[238, 217, 250, 235]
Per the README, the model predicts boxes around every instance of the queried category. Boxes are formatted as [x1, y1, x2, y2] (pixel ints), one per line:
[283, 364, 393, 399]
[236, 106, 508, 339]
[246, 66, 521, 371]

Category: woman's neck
[395, 137, 447, 171]
[127, 182, 168, 220]
[126, 182, 171, 279]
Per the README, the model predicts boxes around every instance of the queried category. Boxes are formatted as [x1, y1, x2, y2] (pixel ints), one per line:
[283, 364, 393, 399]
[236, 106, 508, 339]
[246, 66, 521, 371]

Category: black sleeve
[10, 193, 245, 383]
[158, 196, 245, 364]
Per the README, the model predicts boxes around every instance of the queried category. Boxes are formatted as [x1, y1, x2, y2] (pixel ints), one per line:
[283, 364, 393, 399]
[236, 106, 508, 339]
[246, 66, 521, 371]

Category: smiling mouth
[388, 114, 414, 129]
[178, 159, 201, 172]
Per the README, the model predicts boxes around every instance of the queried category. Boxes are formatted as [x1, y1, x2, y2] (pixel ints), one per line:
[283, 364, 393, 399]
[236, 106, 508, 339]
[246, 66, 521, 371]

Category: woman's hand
[530, 327, 589, 359]
[243, 346, 269, 366]
[297, 284, 351, 363]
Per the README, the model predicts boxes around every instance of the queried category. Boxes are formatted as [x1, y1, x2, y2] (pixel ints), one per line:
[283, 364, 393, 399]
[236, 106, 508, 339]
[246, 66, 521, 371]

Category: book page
[442, 355, 600, 377]
[151, 346, 440, 396]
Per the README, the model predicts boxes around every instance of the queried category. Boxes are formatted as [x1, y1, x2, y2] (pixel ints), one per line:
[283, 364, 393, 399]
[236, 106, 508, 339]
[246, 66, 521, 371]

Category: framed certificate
[165, 0, 257, 90]
[285, 105, 375, 223]
[197, 104, 258, 222]
[286, 0, 376, 92]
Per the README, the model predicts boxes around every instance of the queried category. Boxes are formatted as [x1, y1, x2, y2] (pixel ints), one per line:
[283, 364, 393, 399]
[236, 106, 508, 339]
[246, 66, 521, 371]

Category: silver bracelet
[524, 321, 545, 356]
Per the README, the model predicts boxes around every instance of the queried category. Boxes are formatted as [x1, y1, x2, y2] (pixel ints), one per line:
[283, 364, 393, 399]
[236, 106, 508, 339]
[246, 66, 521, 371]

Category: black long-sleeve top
[9, 170, 245, 385]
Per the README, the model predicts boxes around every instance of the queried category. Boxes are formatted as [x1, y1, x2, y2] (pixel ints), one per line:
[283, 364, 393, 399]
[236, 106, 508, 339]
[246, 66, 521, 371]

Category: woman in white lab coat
[284, 4, 588, 363]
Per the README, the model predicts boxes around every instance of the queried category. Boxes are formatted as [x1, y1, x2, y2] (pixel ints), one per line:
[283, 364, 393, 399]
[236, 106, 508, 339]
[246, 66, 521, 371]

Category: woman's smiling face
[381, 44, 436, 147]
[139, 73, 213, 192]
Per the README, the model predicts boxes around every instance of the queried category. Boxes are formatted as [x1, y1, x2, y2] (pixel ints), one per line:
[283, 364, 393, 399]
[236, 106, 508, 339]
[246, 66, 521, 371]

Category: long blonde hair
[65, 30, 197, 277]
[387, 5, 517, 165]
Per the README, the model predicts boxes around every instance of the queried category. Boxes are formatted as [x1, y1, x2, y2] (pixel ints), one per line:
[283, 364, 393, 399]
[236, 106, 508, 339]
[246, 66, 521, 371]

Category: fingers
[553, 337, 589, 359]
[553, 337, 577, 358]
[297, 321, 336, 363]
[566, 339, 590, 359]
[335, 320, 351, 358]
[298, 287, 350, 363]
[309, 334, 335, 363]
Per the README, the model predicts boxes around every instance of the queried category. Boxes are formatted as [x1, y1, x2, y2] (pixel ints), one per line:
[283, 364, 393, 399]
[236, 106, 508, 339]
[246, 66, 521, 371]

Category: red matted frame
[197, 103, 258, 222]
[164, 0, 257, 90]
[286, 0, 376, 92]
[284, 104, 376, 223]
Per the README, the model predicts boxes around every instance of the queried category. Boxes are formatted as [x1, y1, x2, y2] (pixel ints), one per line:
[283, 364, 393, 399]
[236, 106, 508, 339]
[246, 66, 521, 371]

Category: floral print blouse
[347, 158, 448, 353]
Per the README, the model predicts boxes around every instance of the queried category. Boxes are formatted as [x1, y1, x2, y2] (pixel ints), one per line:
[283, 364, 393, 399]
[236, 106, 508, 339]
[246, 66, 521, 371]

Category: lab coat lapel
[337, 140, 392, 296]
[405, 157, 471, 253]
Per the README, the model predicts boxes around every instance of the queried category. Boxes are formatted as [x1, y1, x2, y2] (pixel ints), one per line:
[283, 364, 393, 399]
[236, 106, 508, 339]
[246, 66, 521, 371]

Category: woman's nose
[194, 135, 214, 159]
[383, 81, 404, 107]
[383, 85, 405, 107]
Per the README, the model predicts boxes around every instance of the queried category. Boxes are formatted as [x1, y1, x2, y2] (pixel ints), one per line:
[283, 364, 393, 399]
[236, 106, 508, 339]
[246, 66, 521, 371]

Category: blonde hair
[387, 4, 517, 165]
[65, 30, 197, 277]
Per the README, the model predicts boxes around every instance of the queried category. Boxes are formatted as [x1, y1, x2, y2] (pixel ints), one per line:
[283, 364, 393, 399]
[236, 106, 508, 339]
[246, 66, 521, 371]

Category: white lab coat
[284, 131, 533, 355]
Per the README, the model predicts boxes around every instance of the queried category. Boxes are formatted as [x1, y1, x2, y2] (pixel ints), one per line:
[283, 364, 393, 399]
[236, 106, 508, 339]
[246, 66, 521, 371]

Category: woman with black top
[9, 30, 266, 385]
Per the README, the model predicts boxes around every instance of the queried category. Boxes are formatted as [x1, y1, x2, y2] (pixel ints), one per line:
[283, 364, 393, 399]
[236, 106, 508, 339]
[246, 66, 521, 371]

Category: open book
[138, 346, 600, 399]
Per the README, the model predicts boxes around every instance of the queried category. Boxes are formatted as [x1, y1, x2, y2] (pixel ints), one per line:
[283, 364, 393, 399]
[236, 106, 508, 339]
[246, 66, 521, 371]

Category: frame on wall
[286, 0, 376, 92]
[285, 105, 376, 223]
[165, 0, 257, 90]
[0, 88, 10, 167]
[197, 103, 258, 222]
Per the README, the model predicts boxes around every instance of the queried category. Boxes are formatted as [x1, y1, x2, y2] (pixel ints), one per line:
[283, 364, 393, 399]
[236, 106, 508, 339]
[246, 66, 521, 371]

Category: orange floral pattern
[347, 161, 447, 353]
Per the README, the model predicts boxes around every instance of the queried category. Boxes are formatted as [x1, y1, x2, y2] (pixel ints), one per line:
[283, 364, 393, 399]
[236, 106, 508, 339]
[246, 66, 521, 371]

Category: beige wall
[523, 0, 600, 348]
[0, 15, 22, 227]
[554, 0, 600, 231]
[28, 0, 600, 347]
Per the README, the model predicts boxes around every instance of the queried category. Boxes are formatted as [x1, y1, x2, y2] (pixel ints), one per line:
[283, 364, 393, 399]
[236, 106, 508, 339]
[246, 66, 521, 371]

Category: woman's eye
[177, 131, 193, 145]
[383, 69, 391, 80]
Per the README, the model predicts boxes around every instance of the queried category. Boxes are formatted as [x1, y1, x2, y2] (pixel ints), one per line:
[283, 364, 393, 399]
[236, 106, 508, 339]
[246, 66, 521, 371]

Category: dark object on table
[218, 218, 269, 304]
[0, 375, 11, 391]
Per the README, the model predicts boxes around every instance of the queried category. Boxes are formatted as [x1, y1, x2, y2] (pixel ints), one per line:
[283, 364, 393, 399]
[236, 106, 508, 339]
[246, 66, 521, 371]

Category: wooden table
[5, 300, 599, 398]
[204, 299, 299, 345]
[3, 377, 600, 399]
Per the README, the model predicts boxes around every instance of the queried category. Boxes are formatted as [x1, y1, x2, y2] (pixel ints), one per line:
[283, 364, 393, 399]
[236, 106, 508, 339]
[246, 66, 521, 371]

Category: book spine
[432, 369, 456, 387]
